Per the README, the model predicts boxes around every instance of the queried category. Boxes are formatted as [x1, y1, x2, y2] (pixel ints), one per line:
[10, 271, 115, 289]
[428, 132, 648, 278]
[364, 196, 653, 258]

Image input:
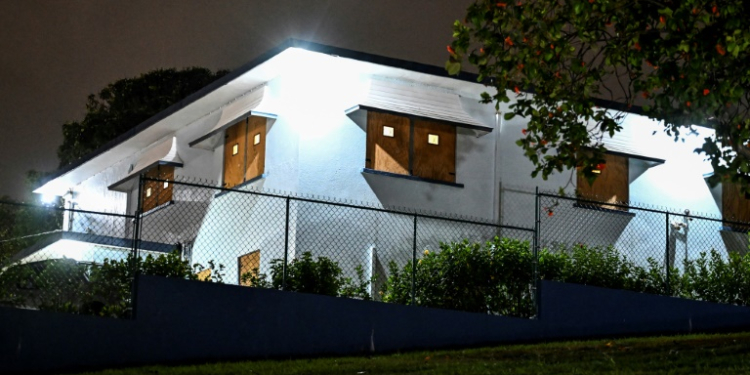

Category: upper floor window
[223, 116, 266, 189]
[365, 111, 456, 184]
[576, 153, 629, 211]
[722, 181, 750, 231]
[141, 165, 175, 212]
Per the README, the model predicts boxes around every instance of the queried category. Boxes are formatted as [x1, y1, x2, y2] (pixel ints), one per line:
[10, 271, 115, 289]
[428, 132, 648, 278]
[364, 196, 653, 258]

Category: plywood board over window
[141, 165, 175, 212]
[413, 119, 456, 183]
[366, 111, 410, 175]
[722, 182, 750, 231]
[238, 250, 261, 286]
[223, 119, 247, 189]
[576, 153, 629, 211]
[245, 116, 266, 181]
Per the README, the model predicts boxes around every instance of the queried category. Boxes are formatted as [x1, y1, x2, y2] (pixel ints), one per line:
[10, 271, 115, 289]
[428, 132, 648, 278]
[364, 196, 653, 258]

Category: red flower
[480, 47, 485, 54]
[686, 101, 692, 107]
[703, 89, 710, 96]
[514, 86, 521, 94]
[642, 91, 649, 99]
[541, 139, 548, 145]
[634, 42, 641, 51]
[716, 44, 726, 56]
[447, 45, 455, 55]
[712, 5, 718, 15]
[547, 210, 554, 217]
[517, 63, 524, 70]
[550, 44, 555, 49]
[497, 2, 507, 7]
[521, 128, 528, 135]
[596, 163, 606, 171]
[504, 36, 514, 46]
[659, 15, 666, 24]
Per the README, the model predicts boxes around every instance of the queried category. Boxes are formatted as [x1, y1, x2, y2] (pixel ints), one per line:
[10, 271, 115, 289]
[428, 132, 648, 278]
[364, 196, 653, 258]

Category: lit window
[223, 117, 267, 189]
[140, 165, 175, 213]
[366, 112, 456, 183]
[428, 134, 440, 145]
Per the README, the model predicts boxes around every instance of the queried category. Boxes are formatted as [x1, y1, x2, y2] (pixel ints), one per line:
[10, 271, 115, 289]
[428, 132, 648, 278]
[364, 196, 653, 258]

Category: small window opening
[428, 134, 440, 145]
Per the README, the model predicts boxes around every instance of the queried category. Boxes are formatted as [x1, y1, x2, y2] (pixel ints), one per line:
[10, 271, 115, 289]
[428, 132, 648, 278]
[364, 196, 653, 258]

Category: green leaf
[445, 61, 462, 76]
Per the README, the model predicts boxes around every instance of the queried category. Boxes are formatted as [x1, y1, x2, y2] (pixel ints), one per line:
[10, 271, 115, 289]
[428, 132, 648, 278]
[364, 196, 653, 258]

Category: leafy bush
[382, 237, 534, 317]
[0, 250, 225, 318]
[245, 251, 372, 300]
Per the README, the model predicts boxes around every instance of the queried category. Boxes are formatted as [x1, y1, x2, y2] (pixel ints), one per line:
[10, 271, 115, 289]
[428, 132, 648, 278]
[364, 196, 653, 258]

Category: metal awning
[108, 136, 183, 192]
[189, 85, 277, 150]
[599, 130, 666, 164]
[345, 78, 493, 133]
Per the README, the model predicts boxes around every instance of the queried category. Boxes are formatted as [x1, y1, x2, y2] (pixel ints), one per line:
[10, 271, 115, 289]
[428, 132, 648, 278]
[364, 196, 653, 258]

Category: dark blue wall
[1, 276, 749, 373]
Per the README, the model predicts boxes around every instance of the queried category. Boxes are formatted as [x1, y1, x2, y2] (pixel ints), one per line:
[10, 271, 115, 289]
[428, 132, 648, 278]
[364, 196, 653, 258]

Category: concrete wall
[2, 275, 750, 374]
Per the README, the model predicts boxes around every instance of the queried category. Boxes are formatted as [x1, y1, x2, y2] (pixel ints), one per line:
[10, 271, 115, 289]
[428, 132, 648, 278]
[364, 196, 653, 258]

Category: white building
[26, 40, 746, 284]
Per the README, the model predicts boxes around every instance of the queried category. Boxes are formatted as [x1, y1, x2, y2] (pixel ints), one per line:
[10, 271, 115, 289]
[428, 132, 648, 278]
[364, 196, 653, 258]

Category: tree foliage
[57, 67, 228, 167]
[449, 0, 750, 188]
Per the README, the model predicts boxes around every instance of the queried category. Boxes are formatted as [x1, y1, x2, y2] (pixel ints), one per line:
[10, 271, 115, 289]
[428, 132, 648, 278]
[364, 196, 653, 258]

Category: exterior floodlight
[41, 194, 57, 205]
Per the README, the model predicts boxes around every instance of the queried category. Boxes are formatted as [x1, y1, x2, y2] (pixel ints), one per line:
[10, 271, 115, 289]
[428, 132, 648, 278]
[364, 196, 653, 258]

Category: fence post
[533, 187, 541, 319]
[411, 214, 417, 306]
[130, 174, 144, 319]
[665, 212, 671, 296]
[282, 196, 290, 290]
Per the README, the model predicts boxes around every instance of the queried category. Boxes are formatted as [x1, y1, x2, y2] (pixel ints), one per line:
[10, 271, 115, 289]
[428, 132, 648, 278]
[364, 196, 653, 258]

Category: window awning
[109, 136, 183, 192]
[599, 131, 666, 164]
[345, 78, 493, 133]
[189, 85, 277, 150]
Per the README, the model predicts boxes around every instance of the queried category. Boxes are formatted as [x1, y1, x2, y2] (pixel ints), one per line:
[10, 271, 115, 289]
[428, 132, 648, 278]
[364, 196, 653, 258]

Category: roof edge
[37, 38, 646, 193]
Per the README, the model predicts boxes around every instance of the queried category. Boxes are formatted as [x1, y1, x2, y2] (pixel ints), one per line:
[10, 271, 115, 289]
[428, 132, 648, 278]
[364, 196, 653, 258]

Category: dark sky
[0, 0, 474, 201]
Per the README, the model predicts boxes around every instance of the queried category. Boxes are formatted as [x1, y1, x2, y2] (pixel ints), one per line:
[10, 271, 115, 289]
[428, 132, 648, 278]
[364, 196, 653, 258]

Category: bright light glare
[41, 194, 57, 204]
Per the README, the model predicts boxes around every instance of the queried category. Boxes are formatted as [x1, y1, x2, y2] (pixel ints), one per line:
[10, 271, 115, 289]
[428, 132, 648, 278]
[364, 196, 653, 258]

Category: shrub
[0, 249, 224, 318]
[246, 251, 372, 300]
[381, 237, 535, 317]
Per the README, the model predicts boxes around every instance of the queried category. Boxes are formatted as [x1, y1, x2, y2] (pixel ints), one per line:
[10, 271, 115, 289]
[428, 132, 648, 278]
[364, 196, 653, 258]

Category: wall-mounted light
[253, 133, 261, 145]
[163, 180, 169, 189]
[383, 126, 394, 137]
[232, 144, 239, 155]
[40, 194, 57, 205]
[146, 187, 152, 197]
[428, 134, 440, 145]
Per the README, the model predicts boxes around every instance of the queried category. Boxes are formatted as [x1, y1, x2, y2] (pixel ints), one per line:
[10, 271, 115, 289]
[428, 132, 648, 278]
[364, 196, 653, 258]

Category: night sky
[0, 0, 474, 201]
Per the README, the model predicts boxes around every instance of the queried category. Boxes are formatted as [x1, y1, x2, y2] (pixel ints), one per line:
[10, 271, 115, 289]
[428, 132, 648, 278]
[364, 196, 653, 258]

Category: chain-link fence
[137, 176, 537, 316]
[0, 200, 138, 318]
[537, 192, 750, 301]
[6, 177, 750, 321]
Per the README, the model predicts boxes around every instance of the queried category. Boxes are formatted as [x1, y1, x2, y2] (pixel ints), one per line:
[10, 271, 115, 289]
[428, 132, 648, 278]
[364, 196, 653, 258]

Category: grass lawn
[76, 331, 750, 375]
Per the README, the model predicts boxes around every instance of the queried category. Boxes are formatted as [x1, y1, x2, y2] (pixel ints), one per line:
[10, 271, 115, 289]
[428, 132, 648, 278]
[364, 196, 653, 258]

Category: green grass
[75, 331, 750, 375]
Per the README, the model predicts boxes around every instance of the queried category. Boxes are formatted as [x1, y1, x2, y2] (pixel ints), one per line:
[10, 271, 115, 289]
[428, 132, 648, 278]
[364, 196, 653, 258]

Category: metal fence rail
[3, 177, 750, 320]
[0, 200, 138, 318]
[139, 177, 536, 313]
[537, 191, 750, 299]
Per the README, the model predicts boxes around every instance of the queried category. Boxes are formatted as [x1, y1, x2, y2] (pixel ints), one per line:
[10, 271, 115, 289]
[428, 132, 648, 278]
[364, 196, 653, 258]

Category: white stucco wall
[57, 51, 735, 282]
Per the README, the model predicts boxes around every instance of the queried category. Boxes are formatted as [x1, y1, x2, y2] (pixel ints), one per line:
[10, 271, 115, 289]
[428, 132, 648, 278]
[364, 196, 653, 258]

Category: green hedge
[382, 237, 750, 318]
[5, 237, 750, 319]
